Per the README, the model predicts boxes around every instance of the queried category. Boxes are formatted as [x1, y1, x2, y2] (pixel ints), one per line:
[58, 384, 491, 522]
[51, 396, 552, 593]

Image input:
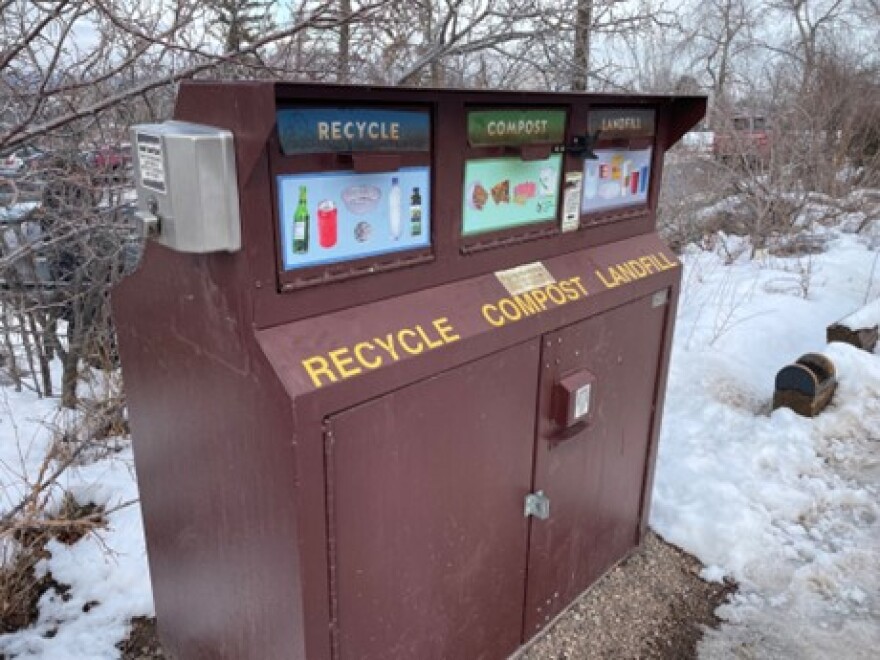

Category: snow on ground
[0, 382, 60, 513]
[652, 230, 880, 658]
[0, 202, 40, 223]
[0, 449, 153, 660]
[0, 372, 153, 659]
[1, 206, 879, 658]
[838, 295, 880, 330]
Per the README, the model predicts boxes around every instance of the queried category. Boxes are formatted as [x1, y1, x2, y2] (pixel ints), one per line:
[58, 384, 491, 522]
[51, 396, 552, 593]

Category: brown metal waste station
[112, 82, 705, 660]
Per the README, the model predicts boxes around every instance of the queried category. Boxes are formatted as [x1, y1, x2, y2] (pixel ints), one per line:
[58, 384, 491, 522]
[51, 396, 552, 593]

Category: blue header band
[278, 108, 431, 154]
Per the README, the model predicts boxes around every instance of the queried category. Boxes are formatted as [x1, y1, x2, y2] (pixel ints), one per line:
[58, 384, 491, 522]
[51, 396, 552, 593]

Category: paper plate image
[342, 185, 382, 215]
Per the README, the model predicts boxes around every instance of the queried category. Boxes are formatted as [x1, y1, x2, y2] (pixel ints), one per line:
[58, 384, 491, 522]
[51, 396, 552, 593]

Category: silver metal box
[130, 121, 241, 253]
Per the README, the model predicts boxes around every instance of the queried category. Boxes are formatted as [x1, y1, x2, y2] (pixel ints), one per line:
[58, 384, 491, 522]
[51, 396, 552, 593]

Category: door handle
[524, 491, 551, 519]
[553, 370, 596, 430]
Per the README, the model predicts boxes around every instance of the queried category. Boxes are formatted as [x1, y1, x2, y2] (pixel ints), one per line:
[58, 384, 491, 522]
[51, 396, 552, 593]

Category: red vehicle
[712, 115, 772, 165]
[85, 143, 132, 182]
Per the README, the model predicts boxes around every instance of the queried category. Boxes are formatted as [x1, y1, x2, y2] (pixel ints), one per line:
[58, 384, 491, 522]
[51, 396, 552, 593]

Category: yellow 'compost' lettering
[481, 276, 588, 328]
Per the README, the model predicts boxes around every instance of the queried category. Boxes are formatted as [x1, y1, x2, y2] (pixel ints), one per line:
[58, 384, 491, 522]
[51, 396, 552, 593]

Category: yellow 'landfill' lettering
[595, 252, 677, 289]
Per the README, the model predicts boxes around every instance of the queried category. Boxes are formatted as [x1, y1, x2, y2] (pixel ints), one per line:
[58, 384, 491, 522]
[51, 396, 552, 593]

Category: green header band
[468, 109, 567, 147]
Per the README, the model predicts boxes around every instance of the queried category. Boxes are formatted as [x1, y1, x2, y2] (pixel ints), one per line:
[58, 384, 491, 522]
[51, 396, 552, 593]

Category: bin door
[325, 340, 539, 660]
[524, 293, 668, 635]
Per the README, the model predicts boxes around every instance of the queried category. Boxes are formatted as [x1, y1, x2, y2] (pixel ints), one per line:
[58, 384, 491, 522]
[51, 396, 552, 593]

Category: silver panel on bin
[130, 120, 241, 253]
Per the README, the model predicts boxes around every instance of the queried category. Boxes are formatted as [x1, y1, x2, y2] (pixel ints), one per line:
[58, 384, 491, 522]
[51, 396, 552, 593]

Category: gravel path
[120, 532, 734, 660]
[517, 532, 736, 660]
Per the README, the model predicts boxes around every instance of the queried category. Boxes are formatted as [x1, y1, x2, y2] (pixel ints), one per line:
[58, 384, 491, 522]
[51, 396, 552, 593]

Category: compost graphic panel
[462, 155, 562, 236]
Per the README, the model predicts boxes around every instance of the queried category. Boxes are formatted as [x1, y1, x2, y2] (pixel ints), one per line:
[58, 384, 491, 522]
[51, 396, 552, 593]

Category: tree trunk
[338, 0, 351, 82]
[28, 313, 52, 398]
[61, 317, 80, 409]
[573, 0, 593, 91]
[0, 309, 22, 392]
[424, 1, 442, 87]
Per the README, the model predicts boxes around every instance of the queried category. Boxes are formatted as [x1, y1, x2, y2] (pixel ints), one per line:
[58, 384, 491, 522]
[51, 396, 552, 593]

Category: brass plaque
[494, 262, 556, 296]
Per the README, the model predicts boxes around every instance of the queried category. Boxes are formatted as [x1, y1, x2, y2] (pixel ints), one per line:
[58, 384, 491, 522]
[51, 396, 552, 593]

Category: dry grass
[1, 491, 107, 634]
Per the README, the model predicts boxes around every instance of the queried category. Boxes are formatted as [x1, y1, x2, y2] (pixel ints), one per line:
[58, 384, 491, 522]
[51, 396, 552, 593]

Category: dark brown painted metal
[112, 241, 307, 659]
[171, 82, 704, 330]
[636, 281, 679, 542]
[256, 233, 677, 398]
[112, 82, 704, 660]
[326, 341, 538, 660]
[524, 293, 668, 634]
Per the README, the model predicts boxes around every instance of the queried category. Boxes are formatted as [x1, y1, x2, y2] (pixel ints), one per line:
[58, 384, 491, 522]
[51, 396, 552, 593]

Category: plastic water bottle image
[584, 163, 599, 200]
[389, 177, 402, 240]
[620, 161, 632, 195]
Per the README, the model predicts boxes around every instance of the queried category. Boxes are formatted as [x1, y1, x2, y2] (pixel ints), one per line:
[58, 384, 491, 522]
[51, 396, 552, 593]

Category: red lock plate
[554, 369, 597, 428]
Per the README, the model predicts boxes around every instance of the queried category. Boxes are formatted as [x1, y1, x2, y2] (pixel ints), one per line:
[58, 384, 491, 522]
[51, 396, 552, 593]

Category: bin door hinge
[524, 491, 550, 520]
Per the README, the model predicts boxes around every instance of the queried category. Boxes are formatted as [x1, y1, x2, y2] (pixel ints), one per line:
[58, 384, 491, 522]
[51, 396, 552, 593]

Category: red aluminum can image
[317, 200, 338, 248]
[630, 170, 640, 194]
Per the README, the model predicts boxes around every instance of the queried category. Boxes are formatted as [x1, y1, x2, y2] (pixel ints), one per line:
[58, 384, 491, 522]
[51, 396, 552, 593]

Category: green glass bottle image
[293, 185, 309, 253]
[410, 186, 422, 236]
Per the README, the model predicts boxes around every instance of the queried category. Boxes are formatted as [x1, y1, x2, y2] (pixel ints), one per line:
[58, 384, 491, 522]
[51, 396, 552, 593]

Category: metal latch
[652, 289, 669, 308]
[524, 491, 550, 520]
[552, 131, 600, 159]
[134, 199, 161, 239]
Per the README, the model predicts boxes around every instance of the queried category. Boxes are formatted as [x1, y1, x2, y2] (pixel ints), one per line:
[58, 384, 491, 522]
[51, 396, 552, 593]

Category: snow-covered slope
[654, 231, 880, 659]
